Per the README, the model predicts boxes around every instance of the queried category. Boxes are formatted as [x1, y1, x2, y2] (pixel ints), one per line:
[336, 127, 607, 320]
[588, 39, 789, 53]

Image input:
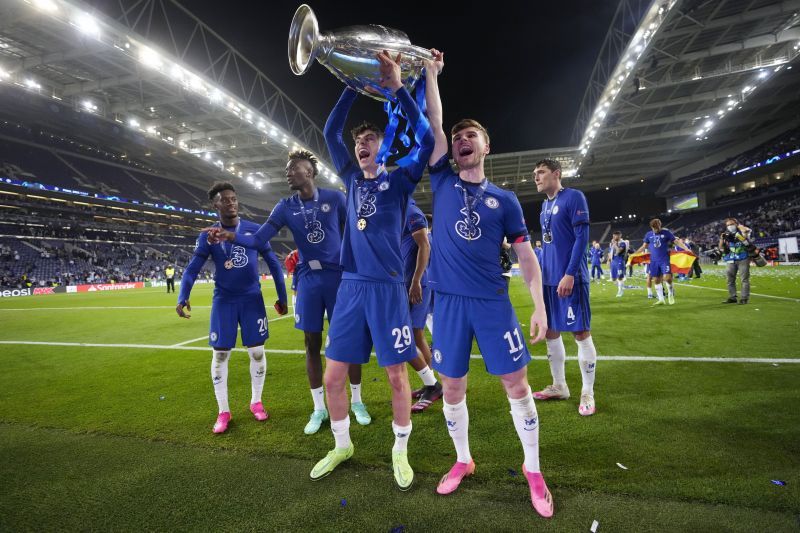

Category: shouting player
[424, 49, 553, 518]
[308, 50, 434, 490]
[177, 182, 287, 434]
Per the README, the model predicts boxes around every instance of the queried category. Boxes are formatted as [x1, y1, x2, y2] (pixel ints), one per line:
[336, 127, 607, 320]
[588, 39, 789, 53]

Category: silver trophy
[288, 4, 432, 102]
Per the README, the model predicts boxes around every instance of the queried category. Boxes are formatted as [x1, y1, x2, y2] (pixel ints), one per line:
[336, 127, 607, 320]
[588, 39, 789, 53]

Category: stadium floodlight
[32, 0, 58, 12]
[0, 68, 7, 79]
[82, 100, 97, 112]
[128, 118, 140, 128]
[696, 129, 704, 136]
[24, 78, 41, 89]
[146, 125, 156, 134]
[74, 13, 101, 38]
[139, 47, 163, 70]
[757, 71, 768, 79]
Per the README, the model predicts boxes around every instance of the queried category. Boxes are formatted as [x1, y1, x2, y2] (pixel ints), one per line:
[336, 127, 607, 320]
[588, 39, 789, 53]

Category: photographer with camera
[719, 217, 753, 304]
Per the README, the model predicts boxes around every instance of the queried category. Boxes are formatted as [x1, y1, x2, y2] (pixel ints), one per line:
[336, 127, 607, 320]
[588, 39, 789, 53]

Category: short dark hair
[535, 158, 561, 174]
[208, 181, 235, 201]
[288, 149, 319, 177]
[650, 218, 662, 229]
[612, 231, 622, 236]
[351, 122, 383, 142]
[450, 119, 490, 144]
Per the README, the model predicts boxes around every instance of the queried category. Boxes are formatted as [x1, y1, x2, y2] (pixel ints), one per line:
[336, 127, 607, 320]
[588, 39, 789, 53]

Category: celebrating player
[633, 218, 686, 306]
[402, 198, 442, 413]
[609, 231, 628, 297]
[307, 50, 434, 490]
[205, 150, 371, 435]
[177, 182, 288, 434]
[424, 49, 553, 518]
[531, 159, 598, 419]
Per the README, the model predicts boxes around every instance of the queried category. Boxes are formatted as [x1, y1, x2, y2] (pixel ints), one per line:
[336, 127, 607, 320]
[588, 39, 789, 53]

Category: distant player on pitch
[609, 231, 628, 297]
[532, 159, 598, 418]
[177, 182, 287, 434]
[633, 218, 687, 306]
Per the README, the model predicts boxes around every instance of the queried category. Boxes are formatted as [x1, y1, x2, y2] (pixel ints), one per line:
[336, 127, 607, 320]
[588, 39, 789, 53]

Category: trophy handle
[288, 4, 319, 75]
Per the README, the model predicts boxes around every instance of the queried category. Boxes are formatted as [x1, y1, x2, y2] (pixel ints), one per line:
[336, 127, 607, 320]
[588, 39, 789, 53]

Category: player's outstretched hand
[274, 300, 288, 316]
[529, 308, 547, 344]
[426, 48, 444, 75]
[376, 50, 403, 93]
[556, 274, 575, 298]
[408, 280, 422, 305]
[202, 227, 234, 244]
[176, 300, 191, 319]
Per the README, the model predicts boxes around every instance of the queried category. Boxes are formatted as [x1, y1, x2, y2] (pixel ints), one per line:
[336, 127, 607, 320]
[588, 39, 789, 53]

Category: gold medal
[224, 260, 234, 270]
[357, 218, 367, 231]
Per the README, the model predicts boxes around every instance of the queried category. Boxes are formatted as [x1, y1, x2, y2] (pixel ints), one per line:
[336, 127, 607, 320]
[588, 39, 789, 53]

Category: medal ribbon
[296, 189, 320, 231]
[541, 189, 562, 241]
[459, 179, 488, 237]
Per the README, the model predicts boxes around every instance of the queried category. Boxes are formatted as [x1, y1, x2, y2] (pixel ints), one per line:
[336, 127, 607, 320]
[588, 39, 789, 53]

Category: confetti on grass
[771, 480, 786, 486]
[616, 463, 628, 470]
[390, 526, 405, 533]
[340, 498, 347, 507]
[508, 469, 518, 477]
[590, 519, 600, 532]
[159, 395, 165, 401]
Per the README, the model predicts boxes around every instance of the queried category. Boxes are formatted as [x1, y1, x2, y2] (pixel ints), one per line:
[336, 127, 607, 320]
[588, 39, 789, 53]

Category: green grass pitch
[1, 265, 799, 531]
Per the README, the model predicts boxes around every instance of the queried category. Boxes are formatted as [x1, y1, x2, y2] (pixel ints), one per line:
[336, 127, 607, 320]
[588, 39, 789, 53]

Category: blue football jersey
[323, 87, 433, 283]
[539, 188, 590, 286]
[589, 247, 603, 265]
[259, 187, 346, 277]
[428, 155, 529, 300]
[644, 229, 675, 263]
[401, 200, 429, 286]
[178, 219, 287, 304]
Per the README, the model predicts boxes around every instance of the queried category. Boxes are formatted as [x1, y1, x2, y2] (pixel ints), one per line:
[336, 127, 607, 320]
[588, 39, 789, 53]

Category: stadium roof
[571, 0, 800, 192]
[0, 0, 341, 209]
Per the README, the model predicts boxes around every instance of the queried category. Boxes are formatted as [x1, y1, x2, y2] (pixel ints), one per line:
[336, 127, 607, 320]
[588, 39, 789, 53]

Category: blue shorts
[408, 283, 432, 330]
[325, 280, 416, 367]
[430, 292, 531, 379]
[295, 269, 341, 333]
[650, 261, 671, 277]
[611, 259, 626, 279]
[209, 293, 268, 348]
[543, 283, 591, 333]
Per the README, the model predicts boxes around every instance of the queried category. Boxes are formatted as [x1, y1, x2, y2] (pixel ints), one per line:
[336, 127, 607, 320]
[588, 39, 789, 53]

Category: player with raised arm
[424, 49, 553, 518]
[205, 150, 370, 435]
[306, 51, 433, 490]
[177, 182, 287, 434]
[402, 198, 442, 413]
[609, 231, 628, 297]
[532, 159, 598, 419]
[633, 218, 687, 306]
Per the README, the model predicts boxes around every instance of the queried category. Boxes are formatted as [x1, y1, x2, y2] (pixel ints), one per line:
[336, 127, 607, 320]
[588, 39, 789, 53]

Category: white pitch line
[0, 341, 798, 363]
[674, 282, 800, 302]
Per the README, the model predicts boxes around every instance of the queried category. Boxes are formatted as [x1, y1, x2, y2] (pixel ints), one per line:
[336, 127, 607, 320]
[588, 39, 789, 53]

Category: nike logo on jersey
[398, 346, 410, 354]
[513, 353, 523, 362]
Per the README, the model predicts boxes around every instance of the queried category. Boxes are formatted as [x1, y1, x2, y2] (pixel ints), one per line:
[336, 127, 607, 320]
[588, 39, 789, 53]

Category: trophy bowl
[288, 4, 432, 101]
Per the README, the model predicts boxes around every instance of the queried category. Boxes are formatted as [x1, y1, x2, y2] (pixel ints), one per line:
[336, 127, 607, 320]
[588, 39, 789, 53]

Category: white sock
[331, 417, 351, 449]
[647, 286, 653, 297]
[425, 313, 434, 336]
[417, 366, 437, 386]
[575, 336, 597, 395]
[508, 390, 540, 473]
[664, 281, 673, 296]
[392, 421, 412, 452]
[617, 280, 623, 293]
[655, 283, 664, 301]
[443, 398, 471, 463]
[247, 346, 266, 404]
[545, 337, 567, 387]
[350, 383, 362, 404]
[291, 294, 296, 309]
[211, 350, 230, 413]
[311, 386, 326, 411]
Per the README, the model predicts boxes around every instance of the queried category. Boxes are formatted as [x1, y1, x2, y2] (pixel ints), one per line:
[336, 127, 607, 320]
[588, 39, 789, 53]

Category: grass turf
[1, 264, 799, 531]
